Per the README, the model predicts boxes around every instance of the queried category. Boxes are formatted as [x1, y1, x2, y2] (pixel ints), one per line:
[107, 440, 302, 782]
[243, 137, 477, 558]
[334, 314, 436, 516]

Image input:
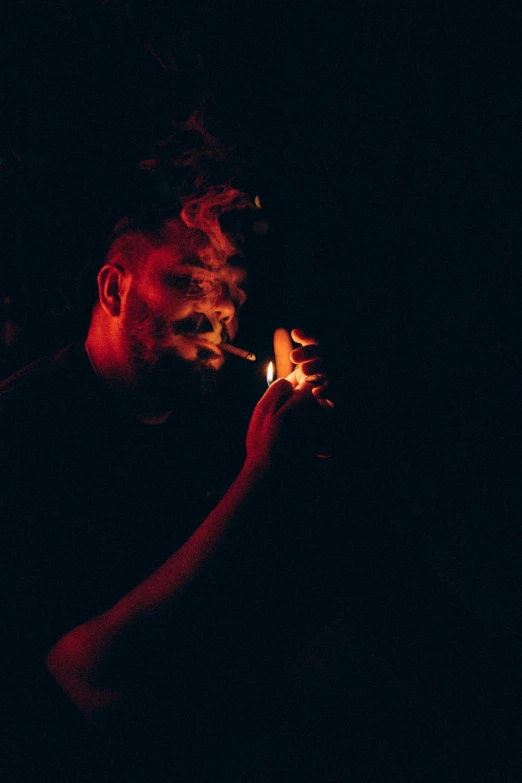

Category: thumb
[256, 377, 295, 416]
[274, 327, 294, 379]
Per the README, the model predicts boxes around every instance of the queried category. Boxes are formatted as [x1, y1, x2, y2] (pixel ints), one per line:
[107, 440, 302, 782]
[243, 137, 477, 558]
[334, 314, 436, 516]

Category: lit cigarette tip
[221, 343, 256, 361]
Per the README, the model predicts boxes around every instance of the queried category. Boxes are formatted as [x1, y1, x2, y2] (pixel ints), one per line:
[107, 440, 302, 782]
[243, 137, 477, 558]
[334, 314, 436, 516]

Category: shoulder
[0, 343, 84, 395]
[0, 343, 98, 460]
[0, 343, 90, 412]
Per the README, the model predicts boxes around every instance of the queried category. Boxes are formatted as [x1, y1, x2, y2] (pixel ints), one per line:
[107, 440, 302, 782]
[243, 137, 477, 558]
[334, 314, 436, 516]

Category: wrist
[241, 454, 272, 482]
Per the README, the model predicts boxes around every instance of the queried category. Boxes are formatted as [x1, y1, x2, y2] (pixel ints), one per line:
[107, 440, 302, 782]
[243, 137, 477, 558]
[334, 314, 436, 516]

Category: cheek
[227, 314, 239, 340]
[123, 287, 171, 348]
[139, 285, 194, 321]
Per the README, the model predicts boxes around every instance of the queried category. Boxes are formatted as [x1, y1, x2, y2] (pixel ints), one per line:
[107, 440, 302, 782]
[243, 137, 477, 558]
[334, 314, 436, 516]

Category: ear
[97, 264, 128, 318]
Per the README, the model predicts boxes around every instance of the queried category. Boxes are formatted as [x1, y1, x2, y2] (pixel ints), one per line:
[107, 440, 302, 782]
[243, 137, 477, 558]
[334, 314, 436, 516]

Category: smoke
[180, 185, 252, 270]
[138, 110, 253, 270]
[162, 112, 235, 191]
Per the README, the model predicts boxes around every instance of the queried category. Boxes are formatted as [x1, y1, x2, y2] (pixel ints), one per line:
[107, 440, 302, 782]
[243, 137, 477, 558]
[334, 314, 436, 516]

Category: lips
[172, 314, 210, 335]
[172, 314, 229, 350]
[195, 337, 222, 353]
[178, 336, 223, 361]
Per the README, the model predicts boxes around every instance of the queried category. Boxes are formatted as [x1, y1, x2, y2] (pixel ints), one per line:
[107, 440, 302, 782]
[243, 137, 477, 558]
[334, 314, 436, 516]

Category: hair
[104, 184, 253, 277]
[70, 113, 264, 333]
[102, 111, 254, 271]
[104, 212, 178, 275]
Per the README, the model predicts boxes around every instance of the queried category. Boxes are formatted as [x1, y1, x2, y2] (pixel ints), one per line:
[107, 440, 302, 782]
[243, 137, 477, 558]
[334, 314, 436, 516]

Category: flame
[267, 361, 274, 386]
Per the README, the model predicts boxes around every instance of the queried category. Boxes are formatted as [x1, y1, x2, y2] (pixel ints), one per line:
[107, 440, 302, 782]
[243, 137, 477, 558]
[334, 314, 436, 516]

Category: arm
[45, 376, 317, 722]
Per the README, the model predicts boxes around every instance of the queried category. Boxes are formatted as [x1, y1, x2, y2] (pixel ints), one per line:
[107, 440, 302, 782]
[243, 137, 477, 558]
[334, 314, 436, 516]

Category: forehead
[158, 218, 211, 257]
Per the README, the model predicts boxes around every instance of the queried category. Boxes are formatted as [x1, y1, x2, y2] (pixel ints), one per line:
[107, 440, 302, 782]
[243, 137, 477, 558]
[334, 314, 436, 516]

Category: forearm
[45, 458, 268, 717]
[109, 458, 266, 624]
[45, 375, 321, 718]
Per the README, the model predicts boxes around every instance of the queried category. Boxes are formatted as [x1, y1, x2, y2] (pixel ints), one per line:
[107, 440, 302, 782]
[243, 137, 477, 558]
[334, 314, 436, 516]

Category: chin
[195, 347, 224, 372]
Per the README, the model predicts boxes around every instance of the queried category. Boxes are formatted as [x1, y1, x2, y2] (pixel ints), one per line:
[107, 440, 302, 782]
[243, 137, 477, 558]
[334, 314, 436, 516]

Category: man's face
[119, 220, 247, 402]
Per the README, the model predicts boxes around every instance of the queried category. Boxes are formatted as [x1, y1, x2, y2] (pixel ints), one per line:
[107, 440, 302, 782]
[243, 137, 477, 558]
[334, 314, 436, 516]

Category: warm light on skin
[85, 217, 251, 425]
[267, 361, 274, 386]
[123, 223, 247, 372]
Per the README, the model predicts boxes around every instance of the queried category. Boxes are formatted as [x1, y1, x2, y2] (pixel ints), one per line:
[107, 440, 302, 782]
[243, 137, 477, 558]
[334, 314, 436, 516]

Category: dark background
[2, 3, 522, 777]
[3, 0, 522, 503]
[2, 1, 521, 376]
[3, 0, 522, 536]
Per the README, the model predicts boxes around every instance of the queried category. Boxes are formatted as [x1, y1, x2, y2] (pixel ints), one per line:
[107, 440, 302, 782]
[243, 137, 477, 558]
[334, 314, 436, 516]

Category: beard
[121, 286, 219, 412]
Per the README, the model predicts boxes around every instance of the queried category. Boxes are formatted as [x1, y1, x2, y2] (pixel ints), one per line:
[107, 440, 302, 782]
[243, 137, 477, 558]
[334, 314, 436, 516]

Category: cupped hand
[245, 376, 319, 471]
[273, 327, 334, 408]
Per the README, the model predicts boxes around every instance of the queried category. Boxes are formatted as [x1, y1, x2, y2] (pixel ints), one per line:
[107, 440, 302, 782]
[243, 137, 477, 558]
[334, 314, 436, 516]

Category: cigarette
[221, 343, 256, 361]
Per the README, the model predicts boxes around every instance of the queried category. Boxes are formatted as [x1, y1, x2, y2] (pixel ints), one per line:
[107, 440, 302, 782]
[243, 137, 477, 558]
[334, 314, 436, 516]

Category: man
[0, 187, 334, 780]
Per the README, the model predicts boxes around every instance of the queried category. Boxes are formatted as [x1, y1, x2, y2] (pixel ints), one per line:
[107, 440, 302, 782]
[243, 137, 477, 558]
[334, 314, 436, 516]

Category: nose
[194, 283, 237, 337]
[210, 282, 236, 324]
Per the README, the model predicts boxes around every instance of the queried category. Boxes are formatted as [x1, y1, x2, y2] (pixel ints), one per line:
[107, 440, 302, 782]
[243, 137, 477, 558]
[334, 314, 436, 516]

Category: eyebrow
[161, 257, 205, 276]
[161, 253, 247, 287]
[180, 254, 206, 268]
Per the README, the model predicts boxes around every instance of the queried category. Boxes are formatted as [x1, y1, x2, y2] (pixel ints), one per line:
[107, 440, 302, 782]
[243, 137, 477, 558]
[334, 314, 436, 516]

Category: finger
[310, 378, 329, 396]
[317, 398, 335, 409]
[312, 385, 335, 408]
[256, 378, 295, 415]
[274, 327, 294, 379]
[290, 328, 318, 347]
[296, 375, 322, 392]
[297, 377, 334, 406]
[290, 345, 322, 364]
[277, 383, 316, 414]
[293, 358, 325, 377]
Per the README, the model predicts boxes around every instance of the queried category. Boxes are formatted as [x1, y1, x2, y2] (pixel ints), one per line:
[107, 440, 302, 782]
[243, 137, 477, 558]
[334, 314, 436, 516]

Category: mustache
[172, 314, 230, 343]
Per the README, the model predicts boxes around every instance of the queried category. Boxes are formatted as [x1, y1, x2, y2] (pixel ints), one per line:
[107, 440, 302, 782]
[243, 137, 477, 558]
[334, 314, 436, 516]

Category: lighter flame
[267, 361, 274, 386]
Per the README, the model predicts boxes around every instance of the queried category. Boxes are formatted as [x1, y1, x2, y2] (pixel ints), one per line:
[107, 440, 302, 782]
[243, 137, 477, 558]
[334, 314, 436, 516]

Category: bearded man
[0, 183, 334, 780]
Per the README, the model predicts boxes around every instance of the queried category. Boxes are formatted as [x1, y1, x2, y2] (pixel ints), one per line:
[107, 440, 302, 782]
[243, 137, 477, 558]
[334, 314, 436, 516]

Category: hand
[273, 327, 334, 409]
[245, 327, 335, 470]
[245, 377, 318, 471]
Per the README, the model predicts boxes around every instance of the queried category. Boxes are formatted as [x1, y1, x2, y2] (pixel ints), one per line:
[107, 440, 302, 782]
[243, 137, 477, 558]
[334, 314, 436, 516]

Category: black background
[2, 2, 521, 382]
[3, 3, 522, 777]
[3, 0, 522, 575]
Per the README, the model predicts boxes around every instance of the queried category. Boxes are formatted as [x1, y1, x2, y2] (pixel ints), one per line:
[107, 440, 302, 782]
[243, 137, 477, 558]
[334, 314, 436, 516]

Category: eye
[163, 274, 193, 292]
[164, 273, 216, 300]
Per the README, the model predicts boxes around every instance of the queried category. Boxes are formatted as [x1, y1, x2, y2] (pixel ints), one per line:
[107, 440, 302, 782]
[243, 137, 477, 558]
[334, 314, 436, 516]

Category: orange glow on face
[267, 361, 274, 386]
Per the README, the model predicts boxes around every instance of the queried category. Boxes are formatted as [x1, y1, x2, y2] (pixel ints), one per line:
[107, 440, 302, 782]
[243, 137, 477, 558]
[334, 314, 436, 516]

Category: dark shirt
[0, 343, 339, 781]
[0, 345, 216, 776]
[8, 336, 522, 780]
